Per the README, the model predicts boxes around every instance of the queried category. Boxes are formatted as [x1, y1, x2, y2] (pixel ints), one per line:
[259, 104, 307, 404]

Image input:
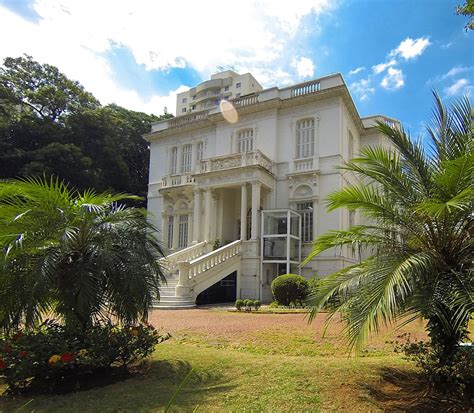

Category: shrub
[271, 274, 309, 306]
[269, 301, 279, 308]
[0, 321, 170, 394]
[243, 299, 254, 311]
[395, 334, 473, 403]
[253, 300, 261, 311]
[235, 299, 244, 311]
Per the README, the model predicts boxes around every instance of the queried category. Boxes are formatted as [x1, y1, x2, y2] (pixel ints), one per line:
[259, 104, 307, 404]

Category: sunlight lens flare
[219, 100, 238, 124]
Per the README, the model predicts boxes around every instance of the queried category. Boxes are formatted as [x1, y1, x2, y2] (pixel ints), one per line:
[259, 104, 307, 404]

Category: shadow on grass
[0, 359, 234, 412]
[364, 367, 471, 412]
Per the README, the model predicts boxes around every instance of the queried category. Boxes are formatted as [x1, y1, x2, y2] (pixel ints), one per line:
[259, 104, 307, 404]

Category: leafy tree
[0, 55, 99, 122]
[304, 94, 473, 361]
[456, 0, 474, 31]
[0, 55, 172, 199]
[0, 177, 166, 331]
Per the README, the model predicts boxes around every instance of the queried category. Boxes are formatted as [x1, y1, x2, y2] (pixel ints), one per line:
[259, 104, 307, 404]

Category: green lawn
[0, 310, 437, 412]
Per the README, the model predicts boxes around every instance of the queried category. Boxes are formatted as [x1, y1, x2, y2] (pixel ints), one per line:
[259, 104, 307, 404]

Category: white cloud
[381, 67, 405, 90]
[390, 37, 431, 60]
[441, 66, 472, 80]
[372, 59, 396, 74]
[350, 77, 375, 101]
[292, 57, 315, 78]
[348, 66, 365, 75]
[444, 78, 472, 96]
[0, 0, 334, 114]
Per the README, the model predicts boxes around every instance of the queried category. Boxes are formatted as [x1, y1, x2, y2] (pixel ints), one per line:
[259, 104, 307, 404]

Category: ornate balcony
[198, 150, 273, 174]
[161, 173, 195, 189]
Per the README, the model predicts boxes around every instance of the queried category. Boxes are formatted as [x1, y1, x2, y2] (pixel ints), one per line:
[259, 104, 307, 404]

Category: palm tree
[304, 94, 473, 359]
[0, 176, 166, 331]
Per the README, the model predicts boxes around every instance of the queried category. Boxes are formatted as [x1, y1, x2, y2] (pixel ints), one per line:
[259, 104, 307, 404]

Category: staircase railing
[177, 240, 242, 286]
[161, 241, 210, 273]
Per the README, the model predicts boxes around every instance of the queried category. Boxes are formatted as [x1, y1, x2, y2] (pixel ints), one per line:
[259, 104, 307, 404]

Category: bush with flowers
[0, 320, 170, 394]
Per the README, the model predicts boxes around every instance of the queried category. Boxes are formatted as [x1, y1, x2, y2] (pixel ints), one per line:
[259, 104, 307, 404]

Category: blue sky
[0, 0, 472, 137]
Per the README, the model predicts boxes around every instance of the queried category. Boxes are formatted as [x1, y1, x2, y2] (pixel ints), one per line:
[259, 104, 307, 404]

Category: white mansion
[144, 71, 399, 307]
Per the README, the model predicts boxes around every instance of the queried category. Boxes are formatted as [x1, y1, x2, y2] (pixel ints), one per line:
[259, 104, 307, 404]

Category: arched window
[294, 184, 315, 243]
[237, 129, 254, 153]
[296, 119, 315, 158]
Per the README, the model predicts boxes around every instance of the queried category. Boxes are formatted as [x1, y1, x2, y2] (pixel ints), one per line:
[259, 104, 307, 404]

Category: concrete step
[160, 286, 177, 292]
[152, 301, 196, 309]
[159, 296, 192, 303]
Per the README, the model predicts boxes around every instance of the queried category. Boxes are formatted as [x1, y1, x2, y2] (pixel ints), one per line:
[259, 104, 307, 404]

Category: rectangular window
[167, 216, 174, 249]
[196, 141, 204, 162]
[182, 144, 192, 173]
[297, 202, 313, 243]
[224, 86, 229, 91]
[182, 97, 187, 103]
[236, 82, 241, 88]
[182, 108, 187, 113]
[296, 119, 315, 158]
[178, 215, 188, 248]
[235, 93, 241, 98]
[238, 129, 254, 153]
[170, 147, 178, 175]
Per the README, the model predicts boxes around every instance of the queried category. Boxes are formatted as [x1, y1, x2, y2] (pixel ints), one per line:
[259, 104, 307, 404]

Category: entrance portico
[192, 149, 275, 245]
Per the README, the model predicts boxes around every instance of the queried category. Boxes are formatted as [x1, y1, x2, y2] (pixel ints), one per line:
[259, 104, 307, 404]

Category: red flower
[60, 352, 74, 363]
[0, 359, 4, 369]
[12, 332, 23, 341]
[19, 351, 28, 358]
[3, 346, 13, 353]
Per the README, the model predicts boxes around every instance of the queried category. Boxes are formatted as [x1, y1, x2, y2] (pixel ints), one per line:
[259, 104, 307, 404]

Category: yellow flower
[48, 354, 61, 364]
[77, 349, 87, 357]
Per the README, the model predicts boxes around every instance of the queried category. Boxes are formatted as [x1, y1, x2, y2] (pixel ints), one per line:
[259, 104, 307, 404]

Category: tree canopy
[0, 55, 172, 201]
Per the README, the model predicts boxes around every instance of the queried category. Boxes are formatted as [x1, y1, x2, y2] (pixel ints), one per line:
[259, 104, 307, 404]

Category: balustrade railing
[168, 110, 209, 128]
[161, 241, 209, 273]
[162, 173, 195, 188]
[151, 76, 340, 132]
[178, 240, 241, 285]
[199, 149, 273, 174]
[232, 94, 258, 107]
[291, 80, 320, 97]
[294, 158, 314, 172]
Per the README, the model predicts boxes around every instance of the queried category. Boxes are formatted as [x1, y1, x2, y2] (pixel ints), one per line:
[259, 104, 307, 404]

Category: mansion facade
[145, 72, 399, 307]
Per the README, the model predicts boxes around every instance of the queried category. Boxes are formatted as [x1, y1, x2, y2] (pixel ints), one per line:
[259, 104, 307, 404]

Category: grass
[0, 310, 460, 412]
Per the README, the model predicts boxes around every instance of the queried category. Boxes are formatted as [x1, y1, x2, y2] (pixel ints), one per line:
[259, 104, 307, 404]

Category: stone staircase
[153, 240, 242, 309]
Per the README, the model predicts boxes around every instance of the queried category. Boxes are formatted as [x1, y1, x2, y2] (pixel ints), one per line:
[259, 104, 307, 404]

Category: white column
[192, 189, 201, 243]
[161, 215, 167, 247]
[251, 181, 261, 240]
[203, 188, 212, 241]
[312, 198, 317, 241]
[240, 183, 247, 240]
[172, 215, 179, 250]
[211, 191, 219, 240]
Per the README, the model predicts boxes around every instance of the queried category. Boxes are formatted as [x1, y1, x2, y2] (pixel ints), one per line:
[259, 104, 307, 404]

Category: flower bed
[0, 321, 170, 395]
